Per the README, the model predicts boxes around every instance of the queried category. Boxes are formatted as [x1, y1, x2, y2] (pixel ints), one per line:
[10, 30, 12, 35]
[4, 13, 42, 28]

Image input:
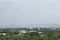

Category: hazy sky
[0, 0, 60, 25]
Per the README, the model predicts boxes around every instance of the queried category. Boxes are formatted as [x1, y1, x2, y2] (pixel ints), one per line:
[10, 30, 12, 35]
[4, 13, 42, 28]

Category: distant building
[18, 30, 27, 36]
[19, 30, 27, 33]
[29, 27, 32, 29]
[38, 32, 42, 34]
[28, 30, 36, 33]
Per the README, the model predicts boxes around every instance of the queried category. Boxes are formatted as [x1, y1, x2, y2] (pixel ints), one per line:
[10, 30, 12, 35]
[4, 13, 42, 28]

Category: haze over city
[0, 0, 60, 27]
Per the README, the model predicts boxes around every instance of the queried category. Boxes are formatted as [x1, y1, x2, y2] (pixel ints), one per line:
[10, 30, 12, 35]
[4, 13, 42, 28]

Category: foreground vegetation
[0, 28, 60, 40]
[0, 33, 60, 40]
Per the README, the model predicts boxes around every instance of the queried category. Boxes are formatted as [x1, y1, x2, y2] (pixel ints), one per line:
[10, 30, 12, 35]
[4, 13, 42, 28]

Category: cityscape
[0, 24, 60, 40]
[0, 0, 60, 40]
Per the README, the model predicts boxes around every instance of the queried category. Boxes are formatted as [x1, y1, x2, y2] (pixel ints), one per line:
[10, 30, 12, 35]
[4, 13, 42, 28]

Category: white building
[18, 30, 27, 36]
[38, 32, 42, 34]
[19, 30, 27, 33]
[28, 30, 36, 33]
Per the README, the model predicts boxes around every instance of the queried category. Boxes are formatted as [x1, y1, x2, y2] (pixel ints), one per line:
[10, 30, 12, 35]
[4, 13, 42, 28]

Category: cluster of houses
[18, 30, 42, 35]
[0, 29, 42, 36]
[0, 27, 58, 36]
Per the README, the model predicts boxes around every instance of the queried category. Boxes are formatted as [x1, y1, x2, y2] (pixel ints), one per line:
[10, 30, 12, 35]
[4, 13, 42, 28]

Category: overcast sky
[0, 0, 60, 25]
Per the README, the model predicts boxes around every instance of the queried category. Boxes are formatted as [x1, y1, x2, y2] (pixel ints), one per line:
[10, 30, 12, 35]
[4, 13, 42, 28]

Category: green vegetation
[0, 33, 60, 40]
[0, 28, 60, 40]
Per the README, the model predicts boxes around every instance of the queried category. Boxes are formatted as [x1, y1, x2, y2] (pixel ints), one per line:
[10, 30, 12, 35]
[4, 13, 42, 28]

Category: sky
[0, 0, 60, 26]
